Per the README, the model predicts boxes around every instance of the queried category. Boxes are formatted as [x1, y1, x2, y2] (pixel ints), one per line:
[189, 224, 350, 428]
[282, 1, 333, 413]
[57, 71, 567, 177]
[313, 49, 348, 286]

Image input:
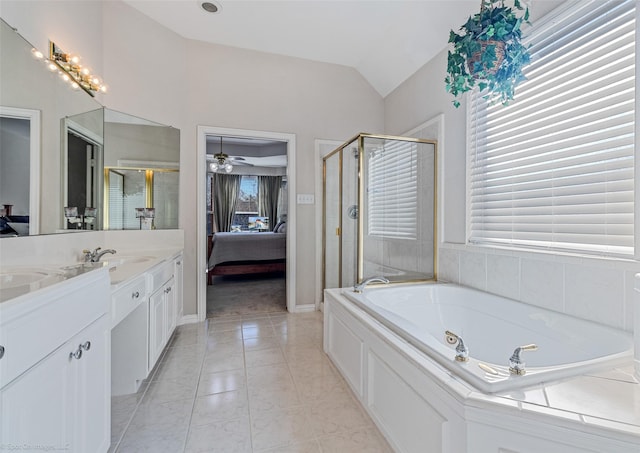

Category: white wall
[384, 46, 639, 332]
[1, 0, 384, 315]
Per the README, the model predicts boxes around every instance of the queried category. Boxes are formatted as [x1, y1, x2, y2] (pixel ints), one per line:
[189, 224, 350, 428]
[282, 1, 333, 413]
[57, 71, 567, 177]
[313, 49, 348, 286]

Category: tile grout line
[180, 319, 210, 453]
[242, 318, 257, 452]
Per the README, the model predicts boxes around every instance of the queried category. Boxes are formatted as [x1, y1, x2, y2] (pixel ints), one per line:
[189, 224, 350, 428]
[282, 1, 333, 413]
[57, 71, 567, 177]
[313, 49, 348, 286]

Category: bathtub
[341, 283, 633, 393]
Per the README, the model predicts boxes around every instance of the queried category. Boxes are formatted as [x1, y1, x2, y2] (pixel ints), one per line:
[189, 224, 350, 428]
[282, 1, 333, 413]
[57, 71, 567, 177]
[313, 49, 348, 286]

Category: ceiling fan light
[224, 162, 233, 173]
[210, 161, 219, 171]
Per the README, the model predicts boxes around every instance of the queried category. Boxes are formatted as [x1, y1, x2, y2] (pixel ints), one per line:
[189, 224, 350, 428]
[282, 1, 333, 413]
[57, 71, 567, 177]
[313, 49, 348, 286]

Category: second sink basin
[108, 255, 156, 267]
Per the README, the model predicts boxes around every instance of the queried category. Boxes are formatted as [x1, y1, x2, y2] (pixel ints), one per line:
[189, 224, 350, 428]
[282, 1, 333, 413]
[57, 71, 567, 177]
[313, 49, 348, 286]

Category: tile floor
[109, 311, 393, 452]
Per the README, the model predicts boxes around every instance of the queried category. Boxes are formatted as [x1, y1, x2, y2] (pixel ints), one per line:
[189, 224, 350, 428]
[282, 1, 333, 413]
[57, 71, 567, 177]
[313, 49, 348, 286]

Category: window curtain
[213, 173, 240, 232]
[258, 176, 282, 229]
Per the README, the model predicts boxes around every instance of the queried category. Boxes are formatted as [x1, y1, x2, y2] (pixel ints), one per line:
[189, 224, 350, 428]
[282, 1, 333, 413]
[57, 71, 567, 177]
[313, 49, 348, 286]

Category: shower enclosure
[323, 133, 437, 291]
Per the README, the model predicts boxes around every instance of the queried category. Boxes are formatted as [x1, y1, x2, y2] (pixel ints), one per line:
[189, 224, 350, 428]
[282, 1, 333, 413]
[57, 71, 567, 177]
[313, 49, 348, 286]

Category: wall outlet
[297, 194, 315, 204]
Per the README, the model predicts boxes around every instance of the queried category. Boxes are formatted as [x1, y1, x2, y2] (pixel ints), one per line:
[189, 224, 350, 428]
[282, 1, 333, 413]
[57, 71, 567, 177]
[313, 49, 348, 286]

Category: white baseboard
[292, 304, 317, 313]
[178, 314, 199, 325]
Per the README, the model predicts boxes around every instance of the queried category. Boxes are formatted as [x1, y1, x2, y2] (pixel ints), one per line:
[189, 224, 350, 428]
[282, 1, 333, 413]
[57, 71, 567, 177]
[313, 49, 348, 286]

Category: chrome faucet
[83, 247, 117, 263]
[353, 276, 390, 293]
[509, 344, 538, 375]
[445, 330, 469, 362]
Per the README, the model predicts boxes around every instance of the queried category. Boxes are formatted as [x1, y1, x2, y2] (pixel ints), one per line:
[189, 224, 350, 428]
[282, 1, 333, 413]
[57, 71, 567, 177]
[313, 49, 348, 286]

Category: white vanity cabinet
[0, 270, 110, 453]
[148, 275, 175, 369]
[111, 251, 183, 396]
[148, 253, 182, 370]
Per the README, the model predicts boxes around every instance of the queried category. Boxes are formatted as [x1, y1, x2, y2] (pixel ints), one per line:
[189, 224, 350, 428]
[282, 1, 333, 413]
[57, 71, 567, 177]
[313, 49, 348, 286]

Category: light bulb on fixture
[48, 41, 107, 97]
[224, 162, 233, 173]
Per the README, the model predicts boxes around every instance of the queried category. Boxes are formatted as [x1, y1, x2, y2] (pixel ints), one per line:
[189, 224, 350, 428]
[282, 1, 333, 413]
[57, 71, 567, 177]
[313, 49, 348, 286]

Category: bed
[207, 231, 286, 283]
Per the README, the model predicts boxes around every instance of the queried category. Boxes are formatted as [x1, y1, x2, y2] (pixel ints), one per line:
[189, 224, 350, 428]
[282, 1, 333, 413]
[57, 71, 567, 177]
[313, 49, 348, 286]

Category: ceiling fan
[206, 137, 253, 173]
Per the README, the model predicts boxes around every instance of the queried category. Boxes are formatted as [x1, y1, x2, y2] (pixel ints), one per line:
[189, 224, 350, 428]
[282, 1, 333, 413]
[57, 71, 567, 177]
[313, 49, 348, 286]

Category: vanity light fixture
[47, 41, 107, 97]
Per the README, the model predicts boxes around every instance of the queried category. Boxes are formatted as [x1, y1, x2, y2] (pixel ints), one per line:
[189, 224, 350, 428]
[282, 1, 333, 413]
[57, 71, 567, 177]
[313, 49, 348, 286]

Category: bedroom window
[468, 0, 635, 257]
[232, 175, 258, 228]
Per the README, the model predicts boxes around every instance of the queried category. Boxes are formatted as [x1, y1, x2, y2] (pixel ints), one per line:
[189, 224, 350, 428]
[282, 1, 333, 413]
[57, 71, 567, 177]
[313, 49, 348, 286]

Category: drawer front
[148, 261, 173, 292]
[0, 272, 110, 388]
[111, 275, 147, 328]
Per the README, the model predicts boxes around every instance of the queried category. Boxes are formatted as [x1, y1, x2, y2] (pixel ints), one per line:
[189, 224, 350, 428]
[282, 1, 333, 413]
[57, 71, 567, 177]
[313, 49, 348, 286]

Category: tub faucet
[509, 344, 538, 375]
[353, 276, 390, 293]
[445, 330, 469, 362]
[83, 247, 117, 263]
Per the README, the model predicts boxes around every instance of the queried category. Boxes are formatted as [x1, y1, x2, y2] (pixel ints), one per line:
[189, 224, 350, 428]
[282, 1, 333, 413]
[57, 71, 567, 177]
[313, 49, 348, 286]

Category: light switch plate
[297, 194, 315, 204]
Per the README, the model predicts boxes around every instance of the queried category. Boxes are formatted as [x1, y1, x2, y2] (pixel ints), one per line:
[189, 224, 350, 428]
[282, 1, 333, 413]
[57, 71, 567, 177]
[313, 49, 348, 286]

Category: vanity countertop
[0, 262, 109, 304]
[105, 247, 182, 289]
[0, 247, 182, 304]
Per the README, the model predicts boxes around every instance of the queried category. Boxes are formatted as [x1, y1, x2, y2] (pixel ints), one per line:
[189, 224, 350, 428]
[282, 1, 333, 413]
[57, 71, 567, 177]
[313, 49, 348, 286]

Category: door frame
[196, 126, 296, 320]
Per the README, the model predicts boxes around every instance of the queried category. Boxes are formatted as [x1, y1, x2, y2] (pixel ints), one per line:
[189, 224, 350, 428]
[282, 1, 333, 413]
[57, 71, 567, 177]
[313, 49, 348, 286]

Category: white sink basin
[107, 255, 156, 268]
[0, 268, 69, 302]
[106, 256, 158, 285]
[0, 269, 63, 290]
[117, 255, 156, 265]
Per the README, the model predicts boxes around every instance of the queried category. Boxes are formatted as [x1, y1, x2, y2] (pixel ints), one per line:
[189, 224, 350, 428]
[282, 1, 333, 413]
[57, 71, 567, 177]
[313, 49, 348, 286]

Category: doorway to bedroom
[206, 135, 287, 317]
[199, 130, 294, 318]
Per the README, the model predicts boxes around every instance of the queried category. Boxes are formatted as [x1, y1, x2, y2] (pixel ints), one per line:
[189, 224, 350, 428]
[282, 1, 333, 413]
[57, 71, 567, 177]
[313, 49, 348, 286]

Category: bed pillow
[276, 222, 287, 234]
[272, 221, 284, 232]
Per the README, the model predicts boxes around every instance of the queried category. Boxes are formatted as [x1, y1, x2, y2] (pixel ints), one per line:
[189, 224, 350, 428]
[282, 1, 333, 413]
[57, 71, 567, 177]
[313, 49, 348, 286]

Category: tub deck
[324, 286, 640, 452]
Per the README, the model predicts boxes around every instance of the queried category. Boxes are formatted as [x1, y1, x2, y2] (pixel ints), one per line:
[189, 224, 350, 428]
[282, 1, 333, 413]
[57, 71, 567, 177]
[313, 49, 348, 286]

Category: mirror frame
[0, 106, 40, 235]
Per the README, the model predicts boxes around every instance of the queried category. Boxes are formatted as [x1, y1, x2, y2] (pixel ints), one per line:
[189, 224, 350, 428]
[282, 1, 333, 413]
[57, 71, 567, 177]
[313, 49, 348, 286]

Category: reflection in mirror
[0, 18, 181, 236]
[0, 107, 40, 236]
[105, 168, 179, 230]
[0, 18, 101, 235]
[101, 108, 180, 230]
[64, 108, 104, 230]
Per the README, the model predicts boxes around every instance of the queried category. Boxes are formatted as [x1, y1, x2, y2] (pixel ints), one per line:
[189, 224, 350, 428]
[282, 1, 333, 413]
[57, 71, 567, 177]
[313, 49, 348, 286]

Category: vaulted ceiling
[123, 1, 560, 97]
[123, 0, 479, 97]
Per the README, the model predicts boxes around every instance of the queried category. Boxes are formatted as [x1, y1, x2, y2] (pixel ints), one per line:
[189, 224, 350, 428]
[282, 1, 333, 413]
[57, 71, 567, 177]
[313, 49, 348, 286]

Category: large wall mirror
[0, 18, 180, 236]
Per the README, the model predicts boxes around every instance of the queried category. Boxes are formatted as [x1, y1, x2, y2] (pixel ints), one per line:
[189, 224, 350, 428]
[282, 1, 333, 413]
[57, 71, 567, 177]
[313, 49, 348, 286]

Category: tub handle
[444, 330, 469, 362]
[509, 344, 538, 376]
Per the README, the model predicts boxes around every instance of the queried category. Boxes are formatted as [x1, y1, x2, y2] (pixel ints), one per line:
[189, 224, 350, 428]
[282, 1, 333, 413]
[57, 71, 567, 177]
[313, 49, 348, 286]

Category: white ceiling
[123, 1, 561, 97]
[123, 0, 481, 97]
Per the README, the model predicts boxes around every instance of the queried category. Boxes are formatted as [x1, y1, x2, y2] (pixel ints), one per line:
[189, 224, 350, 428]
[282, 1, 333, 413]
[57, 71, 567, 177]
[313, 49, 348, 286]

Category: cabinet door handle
[132, 291, 140, 299]
[81, 341, 91, 351]
[0, 345, 5, 359]
[69, 347, 82, 360]
[165, 287, 172, 294]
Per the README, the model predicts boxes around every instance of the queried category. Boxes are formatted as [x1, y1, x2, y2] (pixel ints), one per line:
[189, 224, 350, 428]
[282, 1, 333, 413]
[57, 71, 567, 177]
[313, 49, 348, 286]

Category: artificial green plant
[445, 0, 530, 108]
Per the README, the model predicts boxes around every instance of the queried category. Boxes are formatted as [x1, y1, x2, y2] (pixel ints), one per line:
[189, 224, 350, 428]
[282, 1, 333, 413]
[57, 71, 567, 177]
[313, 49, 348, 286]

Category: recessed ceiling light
[200, 1, 220, 13]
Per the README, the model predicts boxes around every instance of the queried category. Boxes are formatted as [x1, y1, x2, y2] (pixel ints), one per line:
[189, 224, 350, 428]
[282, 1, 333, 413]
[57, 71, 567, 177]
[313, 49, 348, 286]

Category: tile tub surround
[109, 311, 392, 453]
[438, 243, 638, 332]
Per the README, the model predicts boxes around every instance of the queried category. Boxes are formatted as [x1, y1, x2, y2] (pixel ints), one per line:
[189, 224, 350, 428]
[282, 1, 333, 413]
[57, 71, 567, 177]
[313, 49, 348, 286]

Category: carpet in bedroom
[207, 272, 286, 318]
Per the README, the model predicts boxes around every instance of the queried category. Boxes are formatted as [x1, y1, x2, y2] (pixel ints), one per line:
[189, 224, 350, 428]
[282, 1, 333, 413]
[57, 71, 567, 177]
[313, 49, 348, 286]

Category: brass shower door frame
[322, 132, 438, 291]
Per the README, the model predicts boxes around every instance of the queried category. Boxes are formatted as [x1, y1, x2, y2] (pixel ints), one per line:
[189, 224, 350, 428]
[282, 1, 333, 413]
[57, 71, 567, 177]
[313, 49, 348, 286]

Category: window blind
[367, 140, 418, 239]
[468, 0, 635, 256]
